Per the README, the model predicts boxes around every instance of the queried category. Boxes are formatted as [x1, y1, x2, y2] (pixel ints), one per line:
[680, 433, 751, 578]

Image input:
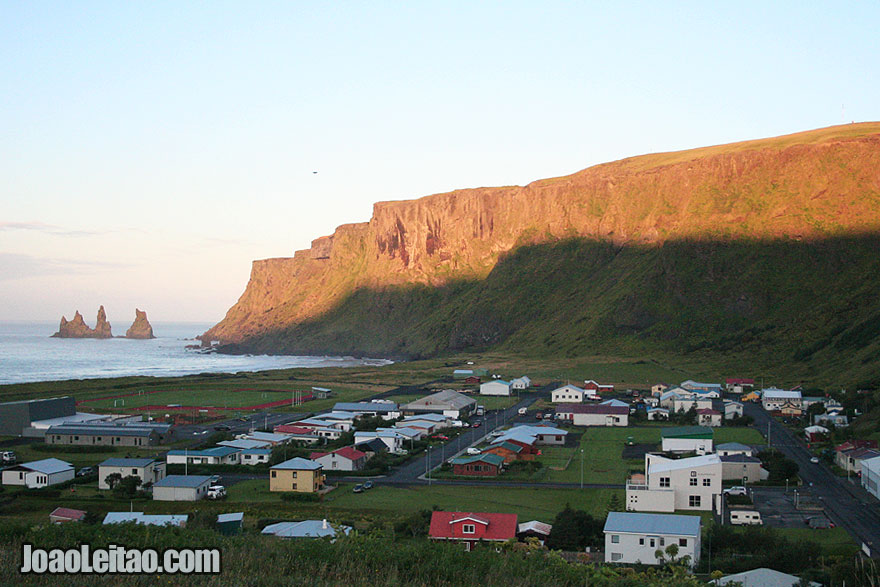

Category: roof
[762, 389, 802, 400]
[491, 430, 537, 446]
[719, 454, 762, 464]
[274, 424, 319, 435]
[713, 567, 820, 587]
[599, 399, 629, 408]
[354, 430, 402, 439]
[387, 426, 421, 438]
[241, 448, 272, 455]
[680, 380, 723, 390]
[487, 442, 524, 454]
[863, 455, 880, 474]
[517, 520, 552, 536]
[103, 512, 188, 527]
[404, 390, 476, 411]
[167, 446, 241, 458]
[19, 458, 73, 475]
[403, 413, 448, 422]
[271, 457, 322, 471]
[603, 512, 700, 537]
[247, 431, 292, 443]
[648, 454, 722, 474]
[217, 512, 244, 523]
[354, 438, 388, 452]
[482, 380, 510, 386]
[262, 519, 351, 538]
[661, 426, 713, 439]
[99, 458, 159, 468]
[451, 453, 505, 467]
[552, 384, 585, 394]
[46, 425, 157, 437]
[310, 446, 366, 461]
[218, 439, 271, 450]
[153, 475, 213, 488]
[50, 507, 86, 521]
[556, 404, 628, 415]
[804, 425, 829, 434]
[716, 442, 753, 452]
[333, 402, 398, 413]
[429, 511, 518, 541]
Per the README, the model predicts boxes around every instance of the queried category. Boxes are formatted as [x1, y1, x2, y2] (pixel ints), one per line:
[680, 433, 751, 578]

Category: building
[353, 430, 404, 453]
[680, 380, 723, 396]
[551, 384, 588, 403]
[1, 458, 74, 489]
[720, 454, 769, 482]
[583, 380, 614, 395]
[493, 424, 568, 446]
[152, 475, 212, 501]
[240, 448, 271, 465]
[761, 389, 803, 412]
[651, 383, 669, 397]
[861, 456, 880, 500]
[429, 511, 518, 551]
[480, 380, 511, 396]
[451, 453, 505, 477]
[483, 442, 528, 463]
[218, 439, 272, 450]
[835, 446, 880, 475]
[354, 437, 388, 456]
[269, 457, 324, 493]
[103, 512, 187, 527]
[309, 446, 367, 472]
[696, 409, 722, 427]
[722, 401, 743, 420]
[0, 396, 76, 436]
[661, 426, 714, 454]
[804, 425, 829, 442]
[262, 519, 351, 539]
[332, 401, 400, 420]
[814, 412, 849, 428]
[712, 567, 821, 586]
[98, 458, 166, 490]
[715, 442, 755, 457]
[291, 418, 345, 440]
[626, 453, 722, 513]
[49, 507, 86, 523]
[217, 512, 244, 536]
[516, 520, 552, 544]
[244, 431, 293, 446]
[510, 376, 531, 390]
[555, 404, 629, 427]
[604, 512, 701, 567]
[724, 378, 755, 394]
[44, 423, 163, 447]
[166, 447, 240, 466]
[647, 407, 670, 420]
[272, 424, 321, 443]
[402, 390, 477, 419]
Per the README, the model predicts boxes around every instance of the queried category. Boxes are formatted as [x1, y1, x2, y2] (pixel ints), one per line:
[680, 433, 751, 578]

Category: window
[271, 471, 277, 478]
[292, 482, 297, 490]
[659, 477, 670, 487]
[132, 469, 137, 475]
[611, 553, 622, 561]
[679, 538, 687, 547]
[649, 538, 655, 548]
[639, 538, 644, 545]
[611, 535, 619, 544]
[689, 495, 701, 507]
[702, 478, 711, 486]
[292, 472, 297, 478]
[659, 538, 665, 546]
[462, 524, 475, 534]
[689, 478, 698, 486]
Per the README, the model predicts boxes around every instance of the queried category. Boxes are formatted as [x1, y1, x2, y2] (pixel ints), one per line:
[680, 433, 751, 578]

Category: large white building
[551, 384, 589, 403]
[480, 380, 511, 396]
[626, 453, 722, 513]
[862, 455, 880, 501]
[510, 376, 531, 390]
[555, 404, 629, 427]
[1, 458, 74, 489]
[604, 512, 701, 567]
[761, 389, 802, 411]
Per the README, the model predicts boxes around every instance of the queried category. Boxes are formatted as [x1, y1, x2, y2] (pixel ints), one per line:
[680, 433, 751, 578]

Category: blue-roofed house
[262, 519, 352, 539]
[269, 458, 324, 493]
[1, 458, 74, 489]
[354, 430, 404, 453]
[103, 512, 188, 527]
[166, 446, 241, 466]
[218, 439, 272, 450]
[152, 475, 213, 501]
[98, 457, 166, 489]
[241, 448, 271, 465]
[604, 512, 701, 567]
[332, 402, 400, 420]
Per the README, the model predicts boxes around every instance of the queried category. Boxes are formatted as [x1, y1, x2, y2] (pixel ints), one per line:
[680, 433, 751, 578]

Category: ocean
[0, 321, 391, 385]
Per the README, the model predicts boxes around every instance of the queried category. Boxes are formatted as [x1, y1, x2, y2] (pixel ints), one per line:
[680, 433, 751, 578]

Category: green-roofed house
[451, 453, 505, 477]
[661, 426, 714, 454]
[483, 441, 529, 463]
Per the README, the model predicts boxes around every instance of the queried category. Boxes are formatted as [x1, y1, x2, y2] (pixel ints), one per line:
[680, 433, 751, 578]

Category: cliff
[125, 309, 155, 339]
[52, 306, 113, 339]
[202, 123, 880, 386]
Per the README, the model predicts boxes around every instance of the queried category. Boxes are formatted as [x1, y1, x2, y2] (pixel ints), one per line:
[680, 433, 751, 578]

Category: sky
[1, 2, 878, 324]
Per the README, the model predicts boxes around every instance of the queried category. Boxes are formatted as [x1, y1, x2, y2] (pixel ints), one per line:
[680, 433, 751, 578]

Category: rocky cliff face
[125, 309, 155, 339]
[52, 306, 113, 338]
[202, 124, 880, 374]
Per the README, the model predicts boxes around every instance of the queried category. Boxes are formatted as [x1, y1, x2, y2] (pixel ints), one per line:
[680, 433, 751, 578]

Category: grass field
[543, 427, 659, 484]
[714, 427, 766, 445]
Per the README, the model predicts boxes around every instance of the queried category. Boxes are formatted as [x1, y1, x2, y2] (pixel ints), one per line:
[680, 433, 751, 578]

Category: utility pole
[767, 421, 771, 447]
[580, 449, 584, 489]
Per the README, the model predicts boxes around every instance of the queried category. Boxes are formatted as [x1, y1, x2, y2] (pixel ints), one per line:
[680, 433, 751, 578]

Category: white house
[604, 512, 701, 567]
[510, 376, 531, 390]
[555, 404, 628, 427]
[861, 456, 880, 501]
[761, 389, 802, 412]
[480, 380, 511, 396]
[152, 475, 213, 501]
[551, 384, 587, 403]
[626, 453, 722, 513]
[166, 446, 241, 466]
[715, 442, 755, 457]
[661, 426, 714, 454]
[240, 449, 271, 465]
[696, 409, 722, 428]
[722, 400, 743, 420]
[218, 439, 272, 450]
[244, 431, 294, 446]
[354, 430, 404, 453]
[98, 458, 166, 490]
[308, 446, 367, 472]
[646, 407, 669, 421]
[332, 402, 400, 420]
[713, 568, 821, 587]
[1, 458, 74, 489]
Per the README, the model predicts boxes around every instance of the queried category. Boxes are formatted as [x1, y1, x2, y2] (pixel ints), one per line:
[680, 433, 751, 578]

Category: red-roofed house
[725, 378, 755, 393]
[429, 511, 518, 551]
[696, 408, 722, 427]
[583, 380, 614, 394]
[273, 424, 321, 444]
[308, 446, 367, 472]
[49, 507, 86, 523]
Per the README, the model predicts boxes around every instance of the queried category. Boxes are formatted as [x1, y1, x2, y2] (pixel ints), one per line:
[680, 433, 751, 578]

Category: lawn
[714, 427, 766, 445]
[773, 527, 858, 556]
[543, 427, 659, 485]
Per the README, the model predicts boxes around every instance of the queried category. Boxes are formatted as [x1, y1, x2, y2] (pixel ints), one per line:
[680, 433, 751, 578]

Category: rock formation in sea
[52, 306, 113, 338]
[125, 308, 155, 339]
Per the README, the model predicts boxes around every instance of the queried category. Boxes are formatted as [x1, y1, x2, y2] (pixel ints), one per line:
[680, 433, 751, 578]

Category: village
[0, 369, 878, 585]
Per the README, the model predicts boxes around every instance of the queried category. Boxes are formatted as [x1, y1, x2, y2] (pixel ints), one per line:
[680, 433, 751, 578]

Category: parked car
[363, 480, 373, 490]
[518, 407, 528, 415]
[810, 456, 820, 464]
[206, 485, 226, 500]
[214, 424, 232, 431]
[1, 451, 17, 464]
[353, 484, 364, 493]
[472, 422, 481, 428]
[431, 435, 449, 441]
[76, 466, 95, 477]
[723, 486, 748, 496]
[466, 447, 482, 455]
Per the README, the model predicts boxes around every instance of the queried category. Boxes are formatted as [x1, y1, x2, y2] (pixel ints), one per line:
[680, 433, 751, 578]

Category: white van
[730, 510, 762, 525]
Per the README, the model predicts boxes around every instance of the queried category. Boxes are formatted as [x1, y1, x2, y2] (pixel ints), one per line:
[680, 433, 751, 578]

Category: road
[745, 401, 880, 555]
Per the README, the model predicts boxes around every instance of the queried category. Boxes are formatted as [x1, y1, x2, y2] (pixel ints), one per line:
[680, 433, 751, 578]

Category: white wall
[661, 438, 713, 454]
[153, 483, 208, 501]
[605, 531, 700, 566]
[98, 463, 166, 490]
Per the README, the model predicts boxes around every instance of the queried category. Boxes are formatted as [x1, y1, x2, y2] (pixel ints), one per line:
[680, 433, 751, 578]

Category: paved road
[745, 402, 880, 555]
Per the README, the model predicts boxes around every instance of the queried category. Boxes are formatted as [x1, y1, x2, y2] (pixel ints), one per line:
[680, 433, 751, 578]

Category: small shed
[217, 512, 244, 536]
[152, 475, 213, 501]
[49, 507, 86, 523]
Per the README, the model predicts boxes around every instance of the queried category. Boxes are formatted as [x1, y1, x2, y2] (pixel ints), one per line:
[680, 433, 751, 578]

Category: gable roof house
[450, 453, 505, 477]
[269, 457, 324, 493]
[722, 400, 743, 420]
[98, 457, 166, 489]
[835, 446, 880, 475]
[715, 442, 755, 457]
[761, 389, 802, 412]
[429, 511, 518, 551]
[493, 424, 569, 446]
[166, 446, 241, 466]
[403, 390, 477, 418]
[583, 380, 614, 395]
[262, 519, 352, 539]
[555, 404, 629, 427]
[724, 378, 755, 393]
[696, 408, 722, 428]
[480, 380, 512, 396]
[1, 458, 74, 489]
[551, 384, 587, 403]
[49, 507, 86, 523]
[661, 426, 714, 455]
[309, 446, 367, 472]
[483, 441, 528, 463]
[510, 376, 531, 390]
[626, 453, 722, 513]
[272, 424, 321, 444]
[604, 512, 701, 567]
[353, 430, 405, 453]
[332, 401, 400, 420]
[646, 407, 670, 421]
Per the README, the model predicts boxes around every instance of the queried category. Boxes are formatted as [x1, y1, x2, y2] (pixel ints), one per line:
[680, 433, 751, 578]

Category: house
[292, 418, 345, 440]
[489, 431, 540, 455]
[626, 453, 722, 512]
[712, 567, 821, 586]
[262, 519, 352, 539]
[604, 512, 701, 567]
[269, 457, 324, 493]
[483, 441, 529, 463]
[517, 520, 552, 544]
[103, 512, 187, 527]
[152, 475, 213, 501]
[715, 442, 755, 457]
[395, 419, 437, 434]
[742, 391, 762, 403]
[680, 380, 723, 396]
[309, 446, 367, 472]
[453, 369, 474, 379]
[403, 390, 477, 419]
[494, 424, 568, 446]
[44, 423, 163, 447]
[217, 512, 244, 536]
[429, 511, 518, 551]
[583, 380, 614, 395]
[835, 446, 880, 475]
[354, 430, 404, 453]
[354, 437, 389, 456]
[646, 407, 669, 421]
[332, 401, 400, 420]
[814, 412, 849, 428]
[244, 431, 293, 446]
[778, 401, 804, 417]
[451, 453, 505, 477]
[724, 378, 755, 394]
[218, 439, 272, 450]
[720, 454, 769, 482]
[241, 448, 271, 465]
[861, 456, 880, 500]
[555, 404, 629, 427]
[464, 376, 481, 384]
[651, 383, 669, 397]
[510, 376, 531, 390]
[804, 425, 829, 442]
[166, 447, 241, 466]
[696, 409, 722, 427]
[722, 400, 743, 420]
[272, 425, 321, 444]
[1, 458, 74, 489]
[551, 384, 588, 403]
[480, 380, 511, 396]
[761, 389, 803, 412]
[660, 426, 714, 454]
[386, 426, 423, 443]
[49, 507, 86, 523]
[600, 398, 629, 408]
[98, 457, 166, 489]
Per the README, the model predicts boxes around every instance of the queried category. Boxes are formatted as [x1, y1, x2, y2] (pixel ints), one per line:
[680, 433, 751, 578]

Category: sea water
[0, 321, 391, 385]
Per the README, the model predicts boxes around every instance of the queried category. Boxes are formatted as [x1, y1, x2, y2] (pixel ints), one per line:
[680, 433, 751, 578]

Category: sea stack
[125, 309, 155, 339]
[94, 305, 112, 338]
[51, 306, 113, 338]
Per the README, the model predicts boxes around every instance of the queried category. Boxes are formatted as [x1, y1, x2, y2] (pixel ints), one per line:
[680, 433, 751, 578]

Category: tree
[112, 475, 142, 498]
[104, 472, 122, 490]
[607, 493, 623, 514]
[545, 505, 604, 551]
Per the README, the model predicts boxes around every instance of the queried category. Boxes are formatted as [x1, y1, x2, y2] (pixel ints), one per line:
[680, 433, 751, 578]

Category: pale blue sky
[1, 2, 878, 323]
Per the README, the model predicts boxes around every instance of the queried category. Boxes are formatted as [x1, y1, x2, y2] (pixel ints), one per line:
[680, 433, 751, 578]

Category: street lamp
[580, 449, 584, 489]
